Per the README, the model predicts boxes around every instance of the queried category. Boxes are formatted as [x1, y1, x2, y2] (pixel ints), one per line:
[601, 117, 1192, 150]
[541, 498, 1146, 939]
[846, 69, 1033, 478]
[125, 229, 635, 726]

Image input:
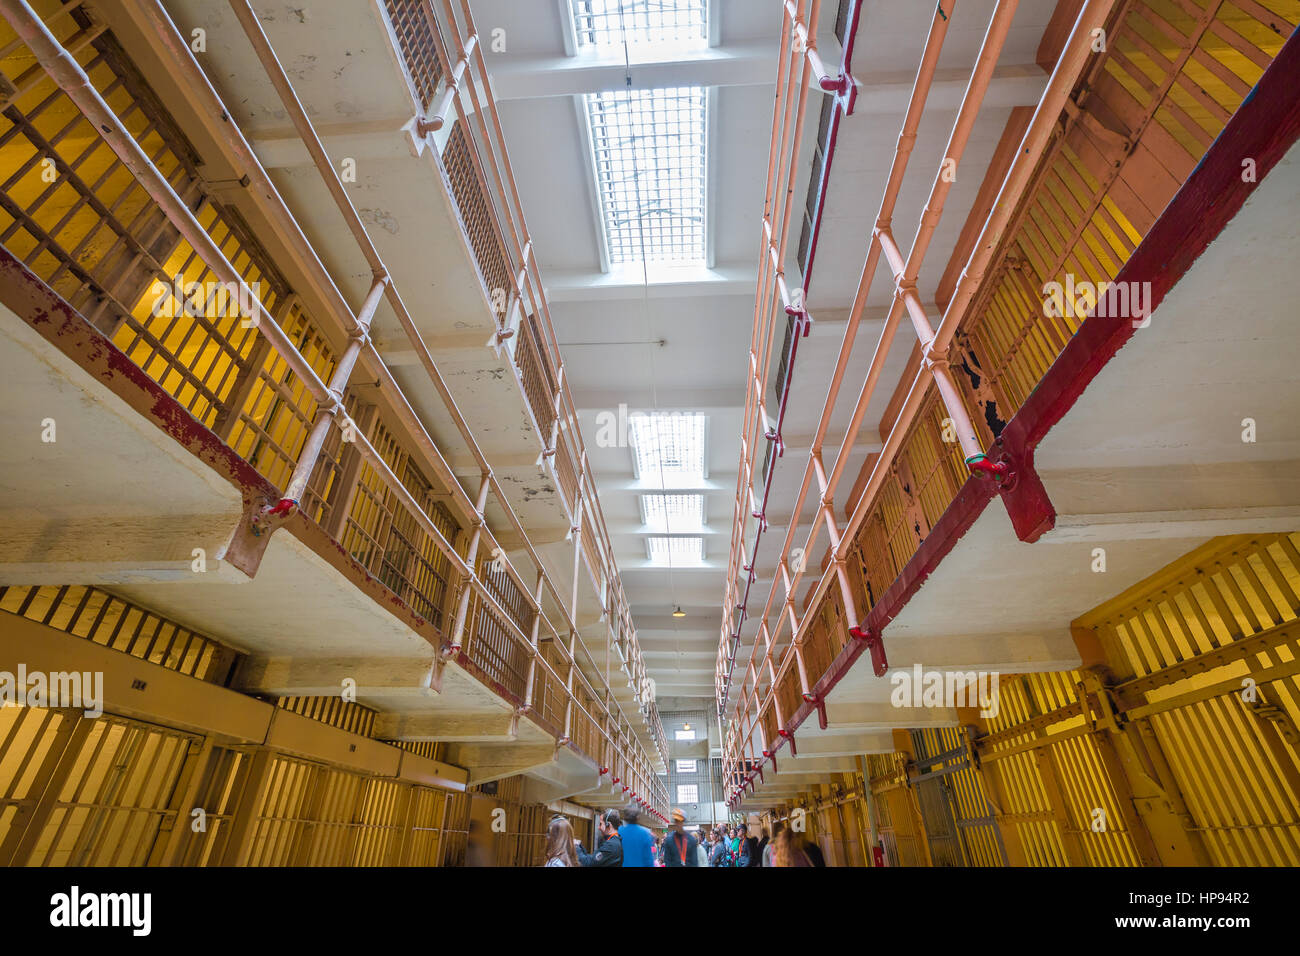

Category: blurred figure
[751, 827, 769, 868]
[771, 825, 813, 867]
[662, 808, 699, 866]
[576, 809, 623, 867]
[803, 836, 827, 867]
[763, 823, 782, 866]
[694, 831, 709, 867]
[544, 816, 579, 867]
[619, 807, 655, 867]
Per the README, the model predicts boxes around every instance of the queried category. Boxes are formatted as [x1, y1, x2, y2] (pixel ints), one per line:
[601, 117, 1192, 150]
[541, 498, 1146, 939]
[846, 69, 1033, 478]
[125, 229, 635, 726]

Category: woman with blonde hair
[771, 823, 813, 867]
[544, 815, 579, 867]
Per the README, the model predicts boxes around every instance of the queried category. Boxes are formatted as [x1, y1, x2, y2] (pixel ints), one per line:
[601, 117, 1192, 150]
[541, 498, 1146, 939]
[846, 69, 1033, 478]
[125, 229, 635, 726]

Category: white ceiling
[472, 0, 1062, 701]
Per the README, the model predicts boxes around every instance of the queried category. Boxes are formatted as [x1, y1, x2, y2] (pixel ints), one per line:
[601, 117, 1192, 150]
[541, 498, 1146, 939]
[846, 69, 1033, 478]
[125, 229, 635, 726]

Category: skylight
[629, 412, 708, 484]
[647, 536, 705, 567]
[585, 86, 708, 265]
[571, 0, 708, 50]
[641, 494, 705, 532]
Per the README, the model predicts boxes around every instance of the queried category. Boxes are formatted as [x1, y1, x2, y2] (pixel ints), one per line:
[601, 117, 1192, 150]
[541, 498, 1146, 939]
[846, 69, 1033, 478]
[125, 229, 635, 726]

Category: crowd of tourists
[543, 806, 827, 867]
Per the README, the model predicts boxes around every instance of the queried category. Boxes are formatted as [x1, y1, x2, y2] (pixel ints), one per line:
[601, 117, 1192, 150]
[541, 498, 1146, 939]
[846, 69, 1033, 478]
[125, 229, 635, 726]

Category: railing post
[277, 276, 389, 512]
[417, 31, 478, 135]
[447, 474, 492, 654]
[813, 451, 861, 627]
[520, 569, 545, 713]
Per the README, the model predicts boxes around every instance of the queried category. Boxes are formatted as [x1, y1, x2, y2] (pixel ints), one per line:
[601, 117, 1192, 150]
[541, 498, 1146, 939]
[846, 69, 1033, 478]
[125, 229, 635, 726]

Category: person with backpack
[709, 827, 730, 866]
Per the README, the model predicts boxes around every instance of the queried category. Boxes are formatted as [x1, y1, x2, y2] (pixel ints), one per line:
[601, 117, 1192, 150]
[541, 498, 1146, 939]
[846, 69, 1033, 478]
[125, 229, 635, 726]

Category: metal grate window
[647, 535, 704, 567]
[585, 86, 707, 265]
[571, 0, 707, 49]
[640, 493, 704, 532]
[629, 412, 707, 483]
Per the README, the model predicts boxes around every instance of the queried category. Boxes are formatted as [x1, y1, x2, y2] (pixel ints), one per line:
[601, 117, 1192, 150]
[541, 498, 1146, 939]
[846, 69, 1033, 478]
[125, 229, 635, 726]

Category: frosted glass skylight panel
[585, 86, 707, 265]
[629, 412, 707, 483]
[572, 0, 708, 49]
[640, 494, 705, 532]
[647, 535, 705, 567]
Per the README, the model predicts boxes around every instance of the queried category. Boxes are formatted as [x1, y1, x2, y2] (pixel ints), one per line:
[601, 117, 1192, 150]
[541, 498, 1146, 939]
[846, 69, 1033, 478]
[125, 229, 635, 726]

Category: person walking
[744, 828, 762, 868]
[576, 809, 623, 867]
[661, 808, 699, 866]
[709, 827, 729, 866]
[544, 816, 579, 867]
[619, 807, 655, 867]
[771, 826, 813, 867]
[763, 823, 781, 866]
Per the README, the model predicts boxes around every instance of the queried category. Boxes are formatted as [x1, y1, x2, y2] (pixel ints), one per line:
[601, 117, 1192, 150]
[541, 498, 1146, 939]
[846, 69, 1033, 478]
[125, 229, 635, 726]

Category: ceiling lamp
[672, 606, 686, 618]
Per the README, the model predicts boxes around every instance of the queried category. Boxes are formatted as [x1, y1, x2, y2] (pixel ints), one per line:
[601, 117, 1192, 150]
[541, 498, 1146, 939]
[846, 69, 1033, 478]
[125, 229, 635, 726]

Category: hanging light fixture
[672, 605, 686, 618]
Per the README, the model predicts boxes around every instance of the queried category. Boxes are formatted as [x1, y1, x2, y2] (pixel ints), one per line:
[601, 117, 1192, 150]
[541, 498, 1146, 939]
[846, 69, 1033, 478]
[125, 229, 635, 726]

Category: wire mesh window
[640, 493, 704, 532]
[571, 0, 707, 49]
[585, 86, 707, 265]
[629, 412, 707, 482]
[647, 535, 704, 567]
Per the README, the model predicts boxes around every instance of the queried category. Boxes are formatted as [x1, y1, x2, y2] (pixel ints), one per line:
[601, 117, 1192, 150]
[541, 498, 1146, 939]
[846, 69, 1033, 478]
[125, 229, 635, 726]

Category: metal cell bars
[4, 0, 666, 796]
[978, 671, 1141, 867]
[15, 714, 195, 866]
[1090, 533, 1300, 866]
[867, 752, 931, 866]
[443, 121, 513, 301]
[0, 16, 325, 493]
[720, 0, 1126, 797]
[242, 756, 406, 866]
[171, 745, 249, 866]
[300, 403, 464, 634]
[959, 0, 1295, 428]
[911, 727, 1008, 866]
[0, 706, 75, 863]
[380, 0, 666, 768]
[571, 0, 708, 49]
[276, 697, 378, 738]
[0, 584, 237, 682]
[585, 85, 707, 264]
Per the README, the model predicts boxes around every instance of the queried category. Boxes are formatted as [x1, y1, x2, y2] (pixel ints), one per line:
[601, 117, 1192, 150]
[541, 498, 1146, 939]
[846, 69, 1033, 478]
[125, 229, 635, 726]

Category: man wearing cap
[661, 808, 699, 867]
